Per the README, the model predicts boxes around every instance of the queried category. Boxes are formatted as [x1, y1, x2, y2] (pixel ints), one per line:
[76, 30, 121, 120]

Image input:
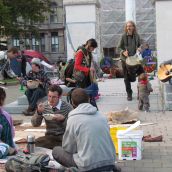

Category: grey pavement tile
[143, 152, 152, 156]
[160, 155, 172, 160]
[144, 149, 160, 153]
[135, 167, 154, 172]
[162, 162, 172, 167]
[120, 167, 134, 172]
[154, 168, 172, 172]
[123, 162, 135, 167]
[153, 160, 164, 163]
[154, 152, 168, 156]
[143, 162, 162, 168]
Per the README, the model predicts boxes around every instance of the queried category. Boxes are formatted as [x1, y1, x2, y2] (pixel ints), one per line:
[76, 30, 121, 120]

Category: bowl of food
[43, 114, 55, 120]
[27, 80, 40, 89]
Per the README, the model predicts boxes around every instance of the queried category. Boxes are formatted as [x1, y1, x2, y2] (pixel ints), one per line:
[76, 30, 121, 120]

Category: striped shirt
[21, 69, 50, 90]
[31, 100, 73, 136]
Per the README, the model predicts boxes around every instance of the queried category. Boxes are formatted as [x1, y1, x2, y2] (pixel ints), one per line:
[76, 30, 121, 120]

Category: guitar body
[158, 64, 172, 82]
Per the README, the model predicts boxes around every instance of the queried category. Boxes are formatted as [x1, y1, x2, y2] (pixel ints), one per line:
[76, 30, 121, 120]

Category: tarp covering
[99, 0, 156, 50]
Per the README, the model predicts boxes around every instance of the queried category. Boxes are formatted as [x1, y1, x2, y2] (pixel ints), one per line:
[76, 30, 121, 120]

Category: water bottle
[27, 135, 35, 153]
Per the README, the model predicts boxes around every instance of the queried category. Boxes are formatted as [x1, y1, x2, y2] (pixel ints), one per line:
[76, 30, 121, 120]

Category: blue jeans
[25, 87, 46, 110]
[85, 83, 99, 97]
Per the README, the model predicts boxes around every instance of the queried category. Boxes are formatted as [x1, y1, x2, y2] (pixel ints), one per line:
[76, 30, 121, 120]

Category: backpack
[5, 153, 50, 172]
[64, 59, 75, 79]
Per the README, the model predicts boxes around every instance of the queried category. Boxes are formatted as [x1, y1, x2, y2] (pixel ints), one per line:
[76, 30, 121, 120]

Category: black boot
[22, 106, 35, 116]
[127, 92, 132, 101]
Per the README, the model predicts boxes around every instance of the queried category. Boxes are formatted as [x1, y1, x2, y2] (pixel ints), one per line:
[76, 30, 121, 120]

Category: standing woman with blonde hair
[118, 21, 144, 101]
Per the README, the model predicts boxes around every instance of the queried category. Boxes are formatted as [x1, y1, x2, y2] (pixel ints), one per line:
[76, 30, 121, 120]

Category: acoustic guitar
[158, 64, 172, 82]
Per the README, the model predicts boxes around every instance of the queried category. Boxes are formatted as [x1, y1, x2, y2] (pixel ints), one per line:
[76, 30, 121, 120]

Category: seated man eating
[19, 58, 50, 116]
[31, 85, 72, 149]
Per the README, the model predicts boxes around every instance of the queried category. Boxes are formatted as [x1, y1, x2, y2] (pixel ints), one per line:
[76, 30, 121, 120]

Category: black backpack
[64, 59, 75, 79]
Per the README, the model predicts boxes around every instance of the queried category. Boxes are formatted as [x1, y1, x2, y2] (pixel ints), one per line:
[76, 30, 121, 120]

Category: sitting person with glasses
[31, 85, 73, 149]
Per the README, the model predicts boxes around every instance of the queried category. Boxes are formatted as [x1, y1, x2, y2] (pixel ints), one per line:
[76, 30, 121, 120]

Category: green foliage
[0, 0, 51, 37]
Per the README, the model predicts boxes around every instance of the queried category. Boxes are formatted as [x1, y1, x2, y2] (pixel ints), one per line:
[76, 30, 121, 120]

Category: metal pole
[125, 0, 136, 22]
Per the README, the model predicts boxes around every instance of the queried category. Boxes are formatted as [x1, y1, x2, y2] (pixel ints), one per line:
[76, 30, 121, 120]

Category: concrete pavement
[4, 78, 172, 172]
[97, 77, 172, 172]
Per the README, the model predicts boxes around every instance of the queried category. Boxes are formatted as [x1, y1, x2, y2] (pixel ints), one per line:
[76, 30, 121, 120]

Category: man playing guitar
[159, 60, 172, 84]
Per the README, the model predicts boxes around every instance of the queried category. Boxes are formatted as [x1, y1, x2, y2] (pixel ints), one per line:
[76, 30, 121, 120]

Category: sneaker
[145, 109, 150, 113]
[114, 166, 121, 172]
[94, 95, 100, 100]
[108, 75, 112, 79]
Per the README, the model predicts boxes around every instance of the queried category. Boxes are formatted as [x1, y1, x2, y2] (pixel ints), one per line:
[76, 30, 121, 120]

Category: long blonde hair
[124, 21, 137, 34]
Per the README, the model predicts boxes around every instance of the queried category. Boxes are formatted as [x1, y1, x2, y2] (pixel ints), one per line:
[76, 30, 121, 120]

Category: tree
[0, 0, 51, 37]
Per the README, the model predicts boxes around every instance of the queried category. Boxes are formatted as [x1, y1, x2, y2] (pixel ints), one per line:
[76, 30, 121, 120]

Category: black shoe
[127, 94, 132, 101]
[22, 108, 35, 116]
[114, 166, 121, 172]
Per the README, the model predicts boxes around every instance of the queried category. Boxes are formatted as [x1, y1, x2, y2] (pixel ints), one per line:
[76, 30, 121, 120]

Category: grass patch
[0, 78, 19, 84]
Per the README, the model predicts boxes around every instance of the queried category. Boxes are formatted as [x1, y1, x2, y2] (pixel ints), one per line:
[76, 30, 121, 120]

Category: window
[50, 2, 58, 23]
[12, 38, 20, 49]
[40, 33, 45, 52]
[49, 2, 63, 24]
[32, 37, 39, 51]
[51, 32, 59, 52]
[25, 38, 30, 49]
[103, 47, 116, 58]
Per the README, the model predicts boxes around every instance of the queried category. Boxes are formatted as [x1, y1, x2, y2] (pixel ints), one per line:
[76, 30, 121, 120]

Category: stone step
[165, 93, 172, 101]
[164, 83, 172, 93]
[17, 95, 28, 105]
[5, 86, 73, 114]
[4, 101, 28, 114]
[165, 101, 172, 111]
[17, 85, 72, 105]
[5, 95, 68, 115]
[17, 95, 49, 105]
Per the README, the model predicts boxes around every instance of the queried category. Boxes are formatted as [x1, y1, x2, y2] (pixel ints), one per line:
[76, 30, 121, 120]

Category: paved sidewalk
[4, 78, 172, 172]
[97, 78, 172, 172]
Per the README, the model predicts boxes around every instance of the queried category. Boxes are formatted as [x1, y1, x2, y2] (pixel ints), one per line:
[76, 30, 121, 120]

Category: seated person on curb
[100, 56, 115, 78]
[18, 58, 50, 116]
[100, 56, 122, 79]
[0, 87, 16, 157]
[52, 88, 120, 172]
[31, 85, 72, 149]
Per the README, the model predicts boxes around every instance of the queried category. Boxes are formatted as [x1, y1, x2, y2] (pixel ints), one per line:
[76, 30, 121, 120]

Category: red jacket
[74, 51, 90, 76]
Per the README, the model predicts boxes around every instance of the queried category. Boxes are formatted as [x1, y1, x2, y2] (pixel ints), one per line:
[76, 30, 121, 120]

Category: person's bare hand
[37, 102, 45, 113]
[52, 114, 65, 122]
[123, 50, 128, 57]
[16, 77, 22, 81]
[90, 67, 95, 73]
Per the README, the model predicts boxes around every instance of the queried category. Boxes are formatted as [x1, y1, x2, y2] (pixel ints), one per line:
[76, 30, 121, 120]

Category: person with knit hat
[19, 58, 50, 116]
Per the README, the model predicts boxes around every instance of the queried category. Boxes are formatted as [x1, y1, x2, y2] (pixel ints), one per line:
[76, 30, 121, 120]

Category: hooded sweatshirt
[137, 80, 153, 97]
[62, 103, 116, 172]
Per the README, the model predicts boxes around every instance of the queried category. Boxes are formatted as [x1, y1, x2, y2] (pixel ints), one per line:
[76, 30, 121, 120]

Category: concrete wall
[65, 5, 96, 59]
[64, 0, 100, 61]
[156, 0, 172, 64]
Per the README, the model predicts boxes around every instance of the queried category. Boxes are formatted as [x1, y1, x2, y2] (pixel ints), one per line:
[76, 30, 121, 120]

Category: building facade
[100, 0, 156, 58]
[9, 0, 65, 62]
[8, 0, 156, 62]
